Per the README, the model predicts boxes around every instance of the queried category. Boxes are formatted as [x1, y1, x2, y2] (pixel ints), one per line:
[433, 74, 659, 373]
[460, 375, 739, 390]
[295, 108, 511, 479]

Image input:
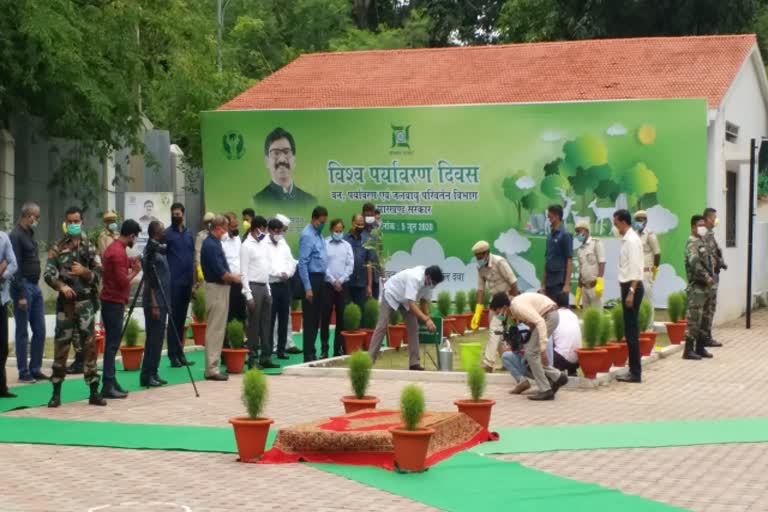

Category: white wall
[710, 47, 768, 324]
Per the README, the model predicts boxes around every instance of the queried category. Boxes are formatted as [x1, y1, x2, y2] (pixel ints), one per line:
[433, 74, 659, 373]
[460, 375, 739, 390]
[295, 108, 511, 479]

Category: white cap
[275, 213, 291, 227]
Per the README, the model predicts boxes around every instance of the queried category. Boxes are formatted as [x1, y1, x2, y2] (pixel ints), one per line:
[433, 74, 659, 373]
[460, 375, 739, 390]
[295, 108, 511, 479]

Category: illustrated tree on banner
[621, 162, 659, 210]
[502, 170, 532, 224]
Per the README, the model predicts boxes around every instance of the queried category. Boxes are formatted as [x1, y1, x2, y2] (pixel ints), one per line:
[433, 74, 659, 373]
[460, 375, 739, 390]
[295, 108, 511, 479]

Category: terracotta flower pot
[191, 322, 207, 346]
[479, 308, 490, 328]
[290, 310, 303, 333]
[665, 322, 685, 345]
[119, 345, 144, 371]
[597, 345, 614, 373]
[360, 328, 374, 350]
[342, 330, 367, 353]
[607, 341, 628, 368]
[229, 416, 274, 462]
[451, 315, 467, 335]
[390, 427, 435, 472]
[642, 331, 658, 343]
[575, 348, 608, 379]
[96, 334, 105, 355]
[442, 317, 456, 337]
[638, 334, 655, 357]
[454, 399, 496, 430]
[387, 324, 406, 350]
[222, 348, 249, 374]
[341, 395, 380, 414]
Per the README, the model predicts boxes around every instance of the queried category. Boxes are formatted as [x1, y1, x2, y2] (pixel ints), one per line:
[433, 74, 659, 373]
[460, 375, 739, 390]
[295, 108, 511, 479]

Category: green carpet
[0, 331, 320, 413]
[313, 451, 688, 511]
[472, 418, 768, 455]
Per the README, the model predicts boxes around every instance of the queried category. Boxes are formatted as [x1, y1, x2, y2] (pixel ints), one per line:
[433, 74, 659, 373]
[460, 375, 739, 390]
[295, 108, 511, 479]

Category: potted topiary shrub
[119, 317, 144, 371]
[229, 368, 273, 462]
[341, 303, 366, 353]
[679, 291, 688, 325]
[451, 290, 468, 334]
[454, 366, 495, 430]
[387, 309, 405, 351]
[480, 288, 491, 328]
[575, 307, 606, 378]
[341, 350, 379, 413]
[190, 286, 207, 346]
[390, 384, 434, 472]
[222, 320, 249, 373]
[596, 310, 614, 373]
[665, 291, 685, 344]
[361, 298, 379, 350]
[638, 299, 656, 355]
[290, 299, 303, 333]
[436, 291, 455, 337]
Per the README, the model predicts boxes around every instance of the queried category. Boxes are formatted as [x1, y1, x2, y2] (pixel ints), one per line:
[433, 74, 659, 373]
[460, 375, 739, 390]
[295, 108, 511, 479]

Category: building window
[726, 171, 737, 247]
[725, 121, 740, 143]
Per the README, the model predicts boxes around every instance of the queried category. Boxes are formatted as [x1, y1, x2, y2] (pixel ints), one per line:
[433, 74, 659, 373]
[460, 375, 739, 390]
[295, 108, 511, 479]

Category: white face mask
[696, 226, 708, 238]
[364, 216, 375, 225]
[270, 233, 283, 243]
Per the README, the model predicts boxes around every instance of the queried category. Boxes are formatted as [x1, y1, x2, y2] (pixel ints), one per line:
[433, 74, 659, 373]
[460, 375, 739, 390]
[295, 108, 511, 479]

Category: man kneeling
[547, 292, 581, 376]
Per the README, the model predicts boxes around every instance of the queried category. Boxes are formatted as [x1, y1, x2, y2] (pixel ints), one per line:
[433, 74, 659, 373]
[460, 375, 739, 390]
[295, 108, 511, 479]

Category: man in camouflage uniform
[682, 215, 714, 361]
[44, 206, 106, 407]
[702, 207, 726, 348]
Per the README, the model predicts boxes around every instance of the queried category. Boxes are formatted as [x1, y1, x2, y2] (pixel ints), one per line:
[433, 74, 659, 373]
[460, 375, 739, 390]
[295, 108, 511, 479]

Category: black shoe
[205, 373, 229, 381]
[140, 377, 163, 387]
[286, 346, 302, 354]
[179, 357, 195, 366]
[113, 381, 128, 394]
[259, 360, 280, 369]
[409, 364, 425, 371]
[683, 351, 702, 360]
[47, 382, 62, 408]
[169, 359, 183, 368]
[0, 390, 17, 398]
[616, 374, 642, 383]
[89, 383, 107, 406]
[304, 356, 317, 363]
[551, 373, 568, 394]
[528, 390, 555, 401]
[704, 339, 723, 348]
[31, 371, 50, 381]
[66, 362, 84, 375]
[101, 385, 128, 399]
[320, 352, 329, 360]
[695, 348, 713, 358]
[154, 375, 168, 385]
[276, 353, 289, 360]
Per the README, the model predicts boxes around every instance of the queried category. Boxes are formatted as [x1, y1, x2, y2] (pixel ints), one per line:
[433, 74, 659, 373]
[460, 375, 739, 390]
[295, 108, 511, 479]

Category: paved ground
[1, 309, 767, 511]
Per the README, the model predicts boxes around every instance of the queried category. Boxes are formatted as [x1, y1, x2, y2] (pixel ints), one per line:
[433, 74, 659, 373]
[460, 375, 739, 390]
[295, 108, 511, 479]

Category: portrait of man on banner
[253, 127, 317, 206]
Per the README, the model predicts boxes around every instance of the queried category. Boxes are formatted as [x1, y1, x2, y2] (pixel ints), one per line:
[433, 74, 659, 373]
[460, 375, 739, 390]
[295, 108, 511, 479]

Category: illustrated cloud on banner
[386, 237, 476, 294]
[493, 228, 541, 291]
[645, 205, 678, 234]
[606, 123, 628, 136]
[541, 130, 562, 142]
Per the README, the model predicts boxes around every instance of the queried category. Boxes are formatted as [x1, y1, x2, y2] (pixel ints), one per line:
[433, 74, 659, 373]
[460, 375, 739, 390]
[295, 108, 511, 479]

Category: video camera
[494, 322, 532, 352]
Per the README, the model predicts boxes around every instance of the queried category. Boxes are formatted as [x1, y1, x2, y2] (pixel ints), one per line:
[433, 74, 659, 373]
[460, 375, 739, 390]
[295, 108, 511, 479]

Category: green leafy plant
[679, 291, 688, 319]
[363, 298, 379, 328]
[611, 305, 625, 342]
[667, 291, 684, 323]
[191, 287, 206, 322]
[389, 309, 402, 325]
[348, 350, 373, 399]
[599, 312, 612, 346]
[226, 320, 245, 349]
[466, 366, 486, 401]
[759, 174, 768, 198]
[343, 303, 362, 332]
[582, 307, 602, 349]
[483, 288, 491, 307]
[436, 291, 452, 317]
[400, 384, 425, 431]
[639, 299, 652, 332]
[291, 298, 302, 311]
[242, 368, 268, 419]
[467, 288, 477, 307]
[453, 290, 467, 314]
[124, 317, 141, 347]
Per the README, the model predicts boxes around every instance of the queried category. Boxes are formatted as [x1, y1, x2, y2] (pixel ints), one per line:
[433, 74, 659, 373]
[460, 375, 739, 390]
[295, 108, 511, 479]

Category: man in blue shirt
[0, 231, 18, 397]
[298, 206, 328, 362]
[541, 204, 573, 299]
[344, 214, 373, 313]
[321, 218, 354, 358]
[200, 214, 241, 380]
[164, 202, 196, 367]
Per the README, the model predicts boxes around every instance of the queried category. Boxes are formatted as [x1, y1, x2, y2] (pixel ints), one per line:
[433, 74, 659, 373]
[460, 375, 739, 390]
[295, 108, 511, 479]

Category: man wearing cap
[271, 213, 302, 355]
[634, 210, 660, 326]
[97, 211, 119, 258]
[195, 212, 215, 284]
[574, 221, 605, 309]
[470, 240, 519, 372]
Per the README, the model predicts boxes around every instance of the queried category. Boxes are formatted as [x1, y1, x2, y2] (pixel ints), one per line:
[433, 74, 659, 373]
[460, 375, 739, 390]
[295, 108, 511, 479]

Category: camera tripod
[118, 254, 199, 397]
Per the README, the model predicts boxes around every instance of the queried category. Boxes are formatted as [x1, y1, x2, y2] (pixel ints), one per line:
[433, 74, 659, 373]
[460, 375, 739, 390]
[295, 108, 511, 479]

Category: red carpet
[258, 409, 496, 470]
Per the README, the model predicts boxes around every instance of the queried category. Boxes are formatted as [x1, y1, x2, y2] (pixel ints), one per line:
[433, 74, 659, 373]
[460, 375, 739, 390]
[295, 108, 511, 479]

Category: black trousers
[553, 350, 580, 376]
[168, 284, 191, 363]
[321, 282, 348, 357]
[302, 273, 326, 361]
[0, 302, 8, 392]
[349, 286, 367, 314]
[620, 281, 645, 379]
[270, 281, 290, 356]
[225, 283, 246, 348]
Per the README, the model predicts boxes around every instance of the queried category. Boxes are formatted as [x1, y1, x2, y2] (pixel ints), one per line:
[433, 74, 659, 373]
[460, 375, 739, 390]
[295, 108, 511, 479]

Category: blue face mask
[476, 257, 488, 268]
[576, 233, 586, 243]
[67, 223, 81, 237]
[633, 221, 645, 232]
[496, 314, 507, 322]
[256, 232, 266, 241]
[317, 222, 325, 233]
[108, 222, 118, 232]
[332, 232, 343, 241]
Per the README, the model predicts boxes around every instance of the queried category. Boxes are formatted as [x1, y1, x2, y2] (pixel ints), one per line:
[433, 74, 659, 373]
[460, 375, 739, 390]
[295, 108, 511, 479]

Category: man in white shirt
[265, 217, 297, 359]
[321, 219, 354, 358]
[222, 212, 244, 348]
[273, 213, 302, 355]
[546, 292, 581, 376]
[368, 265, 442, 370]
[240, 216, 279, 369]
[613, 209, 645, 383]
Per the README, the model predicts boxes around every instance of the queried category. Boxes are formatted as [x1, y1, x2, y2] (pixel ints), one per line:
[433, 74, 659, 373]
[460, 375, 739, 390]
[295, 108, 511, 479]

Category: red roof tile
[218, 34, 757, 111]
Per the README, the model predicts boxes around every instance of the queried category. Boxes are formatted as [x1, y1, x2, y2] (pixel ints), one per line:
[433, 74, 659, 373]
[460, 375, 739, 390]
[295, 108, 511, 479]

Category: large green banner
[201, 99, 706, 306]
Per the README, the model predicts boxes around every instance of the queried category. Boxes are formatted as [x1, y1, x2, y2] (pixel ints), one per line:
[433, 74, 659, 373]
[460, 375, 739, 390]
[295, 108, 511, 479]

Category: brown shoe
[509, 379, 531, 395]
[483, 365, 494, 374]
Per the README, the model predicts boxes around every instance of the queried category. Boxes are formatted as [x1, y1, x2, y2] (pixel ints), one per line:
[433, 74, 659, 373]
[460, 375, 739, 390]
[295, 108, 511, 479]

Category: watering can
[438, 337, 453, 371]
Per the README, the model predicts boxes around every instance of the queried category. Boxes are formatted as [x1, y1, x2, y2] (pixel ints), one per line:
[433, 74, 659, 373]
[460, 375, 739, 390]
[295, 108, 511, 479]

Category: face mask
[364, 216, 375, 225]
[696, 226, 708, 238]
[31, 220, 39, 229]
[496, 314, 507, 322]
[576, 233, 586, 243]
[633, 221, 645, 232]
[332, 232, 344, 241]
[270, 233, 283, 243]
[243, 220, 251, 232]
[611, 225, 621, 237]
[67, 223, 82, 237]
[317, 222, 325, 233]
[714, 217, 720, 227]
[108, 222, 118, 232]
[256, 232, 266, 241]
[171, 217, 183, 227]
[230, 228, 239, 237]
[476, 257, 488, 267]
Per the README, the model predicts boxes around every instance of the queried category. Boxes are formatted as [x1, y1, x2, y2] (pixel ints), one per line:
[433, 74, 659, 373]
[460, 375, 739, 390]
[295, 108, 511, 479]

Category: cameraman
[141, 221, 171, 387]
[500, 320, 532, 395]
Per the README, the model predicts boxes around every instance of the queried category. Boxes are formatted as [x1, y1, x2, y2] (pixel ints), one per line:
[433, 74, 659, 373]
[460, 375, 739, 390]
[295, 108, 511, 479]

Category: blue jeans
[142, 305, 167, 379]
[502, 351, 526, 382]
[12, 280, 46, 376]
[100, 300, 124, 386]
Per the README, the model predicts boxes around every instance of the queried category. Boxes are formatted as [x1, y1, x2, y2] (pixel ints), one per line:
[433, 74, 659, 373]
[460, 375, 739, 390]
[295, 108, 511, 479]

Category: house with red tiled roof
[214, 34, 768, 323]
